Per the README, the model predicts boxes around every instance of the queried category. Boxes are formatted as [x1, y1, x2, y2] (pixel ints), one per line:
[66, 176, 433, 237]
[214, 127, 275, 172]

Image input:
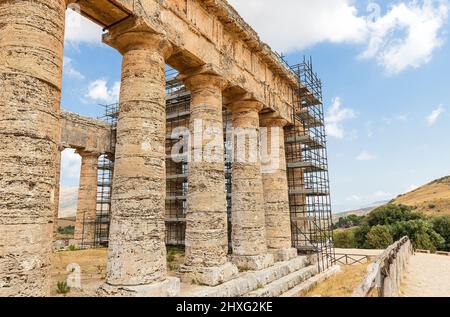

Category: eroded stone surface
[99, 277, 180, 297]
[101, 19, 178, 292]
[0, 0, 66, 296]
[60, 111, 114, 155]
[229, 100, 273, 271]
[78, 0, 297, 122]
[260, 116, 296, 262]
[178, 72, 238, 286]
[74, 151, 100, 247]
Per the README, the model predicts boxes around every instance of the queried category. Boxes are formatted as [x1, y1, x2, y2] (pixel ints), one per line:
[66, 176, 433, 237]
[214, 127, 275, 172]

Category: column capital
[103, 17, 173, 58]
[259, 113, 288, 128]
[76, 150, 100, 159]
[177, 64, 228, 91]
[58, 144, 67, 152]
[229, 99, 263, 114]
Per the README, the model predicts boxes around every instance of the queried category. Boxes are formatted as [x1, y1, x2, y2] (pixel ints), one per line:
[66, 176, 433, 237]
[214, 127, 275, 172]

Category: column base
[231, 254, 274, 271]
[98, 277, 180, 297]
[180, 262, 239, 286]
[269, 248, 298, 262]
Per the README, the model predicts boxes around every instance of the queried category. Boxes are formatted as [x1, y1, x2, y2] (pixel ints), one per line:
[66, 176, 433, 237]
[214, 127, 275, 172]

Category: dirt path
[400, 253, 450, 297]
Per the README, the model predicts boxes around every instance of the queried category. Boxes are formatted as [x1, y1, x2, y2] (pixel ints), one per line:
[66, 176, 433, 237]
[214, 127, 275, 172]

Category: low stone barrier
[352, 237, 413, 297]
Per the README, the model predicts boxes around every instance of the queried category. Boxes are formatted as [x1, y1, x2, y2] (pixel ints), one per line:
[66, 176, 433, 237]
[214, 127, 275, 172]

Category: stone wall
[60, 110, 114, 154]
[353, 237, 413, 297]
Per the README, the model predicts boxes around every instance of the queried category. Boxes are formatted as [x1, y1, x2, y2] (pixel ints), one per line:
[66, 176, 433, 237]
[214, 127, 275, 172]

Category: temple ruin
[0, 0, 334, 297]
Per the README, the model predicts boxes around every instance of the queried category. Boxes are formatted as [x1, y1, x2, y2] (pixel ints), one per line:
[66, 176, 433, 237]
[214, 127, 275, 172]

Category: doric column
[229, 100, 274, 271]
[260, 115, 297, 262]
[74, 151, 99, 248]
[0, 0, 66, 296]
[177, 69, 238, 286]
[99, 18, 179, 297]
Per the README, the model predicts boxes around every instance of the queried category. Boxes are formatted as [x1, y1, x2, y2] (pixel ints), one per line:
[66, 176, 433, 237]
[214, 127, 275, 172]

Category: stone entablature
[60, 110, 114, 155]
[75, 0, 297, 122]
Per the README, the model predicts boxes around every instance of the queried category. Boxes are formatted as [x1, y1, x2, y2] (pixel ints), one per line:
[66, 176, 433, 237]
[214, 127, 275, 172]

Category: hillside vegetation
[334, 204, 450, 252]
[393, 176, 450, 216]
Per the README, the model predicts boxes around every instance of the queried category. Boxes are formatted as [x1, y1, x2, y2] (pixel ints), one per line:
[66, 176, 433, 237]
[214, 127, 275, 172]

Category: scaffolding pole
[285, 56, 335, 271]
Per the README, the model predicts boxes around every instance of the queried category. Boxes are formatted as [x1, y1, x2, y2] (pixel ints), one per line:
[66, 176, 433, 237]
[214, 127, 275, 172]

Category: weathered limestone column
[100, 18, 179, 296]
[229, 100, 274, 271]
[260, 115, 297, 262]
[53, 146, 64, 241]
[0, 0, 66, 296]
[74, 151, 99, 248]
[177, 70, 238, 286]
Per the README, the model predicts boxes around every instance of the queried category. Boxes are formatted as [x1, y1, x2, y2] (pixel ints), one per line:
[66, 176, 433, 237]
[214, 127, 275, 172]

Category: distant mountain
[333, 200, 389, 223]
[392, 176, 450, 216]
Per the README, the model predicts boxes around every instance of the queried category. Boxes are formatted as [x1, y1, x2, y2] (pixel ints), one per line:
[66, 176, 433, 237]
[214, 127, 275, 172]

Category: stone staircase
[182, 256, 323, 297]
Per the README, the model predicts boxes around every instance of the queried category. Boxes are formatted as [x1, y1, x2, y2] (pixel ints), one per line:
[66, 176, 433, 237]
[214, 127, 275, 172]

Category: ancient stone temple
[0, 0, 334, 297]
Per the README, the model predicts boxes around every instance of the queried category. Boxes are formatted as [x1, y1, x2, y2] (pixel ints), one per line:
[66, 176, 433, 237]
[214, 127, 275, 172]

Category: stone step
[244, 265, 318, 297]
[184, 256, 310, 297]
[280, 265, 341, 297]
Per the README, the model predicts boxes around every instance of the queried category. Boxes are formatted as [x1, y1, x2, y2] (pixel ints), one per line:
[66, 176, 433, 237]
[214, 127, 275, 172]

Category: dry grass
[50, 247, 185, 296]
[304, 263, 369, 297]
[51, 249, 108, 296]
[393, 181, 450, 216]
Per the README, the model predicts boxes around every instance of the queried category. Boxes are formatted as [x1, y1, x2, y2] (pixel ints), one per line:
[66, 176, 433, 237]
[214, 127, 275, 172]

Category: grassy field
[50, 247, 185, 297]
[393, 176, 450, 216]
[303, 263, 369, 297]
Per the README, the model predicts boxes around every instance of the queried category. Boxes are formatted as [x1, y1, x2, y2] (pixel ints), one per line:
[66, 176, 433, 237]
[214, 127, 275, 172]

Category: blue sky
[59, 0, 450, 215]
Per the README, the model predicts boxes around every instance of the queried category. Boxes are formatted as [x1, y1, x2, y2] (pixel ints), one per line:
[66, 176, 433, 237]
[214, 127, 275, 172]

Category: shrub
[366, 225, 394, 249]
[432, 216, 450, 251]
[333, 229, 358, 248]
[365, 204, 424, 227]
[56, 281, 70, 295]
[353, 223, 371, 249]
[68, 245, 77, 251]
[333, 215, 366, 229]
[389, 219, 445, 252]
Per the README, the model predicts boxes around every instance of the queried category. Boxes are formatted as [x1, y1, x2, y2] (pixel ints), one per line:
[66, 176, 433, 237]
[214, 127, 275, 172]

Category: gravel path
[400, 253, 450, 297]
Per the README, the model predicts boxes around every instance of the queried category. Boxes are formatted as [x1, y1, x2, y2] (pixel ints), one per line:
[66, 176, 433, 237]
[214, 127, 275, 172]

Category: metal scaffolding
[165, 68, 189, 246]
[93, 103, 118, 248]
[285, 57, 335, 271]
[85, 62, 335, 271]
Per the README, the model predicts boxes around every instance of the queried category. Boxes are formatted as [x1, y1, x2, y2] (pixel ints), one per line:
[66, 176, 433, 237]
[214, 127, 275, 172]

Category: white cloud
[356, 151, 376, 161]
[382, 114, 409, 125]
[61, 149, 81, 179]
[59, 187, 78, 218]
[396, 114, 409, 121]
[63, 56, 84, 80]
[325, 97, 356, 139]
[426, 104, 445, 125]
[86, 79, 120, 104]
[229, 0, 449, 74]
[65, 7, 103, 46]
[228, 0, 367, 52]
[361, 0, 449, 74]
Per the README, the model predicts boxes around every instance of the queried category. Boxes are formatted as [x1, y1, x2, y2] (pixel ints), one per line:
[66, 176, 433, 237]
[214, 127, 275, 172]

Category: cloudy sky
[60, 0, 450, 214]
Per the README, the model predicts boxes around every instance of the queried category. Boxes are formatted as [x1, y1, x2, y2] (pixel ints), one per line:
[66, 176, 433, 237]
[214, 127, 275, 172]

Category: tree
[366, 225, 394, 249]
[333, 215, 366, 229]
[389, 219, 445, 252]
[354, 222, 371, 249]
[432, 216, 450, 251]
[333, 229, 358, 248]
[365, 204, 424, 227]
